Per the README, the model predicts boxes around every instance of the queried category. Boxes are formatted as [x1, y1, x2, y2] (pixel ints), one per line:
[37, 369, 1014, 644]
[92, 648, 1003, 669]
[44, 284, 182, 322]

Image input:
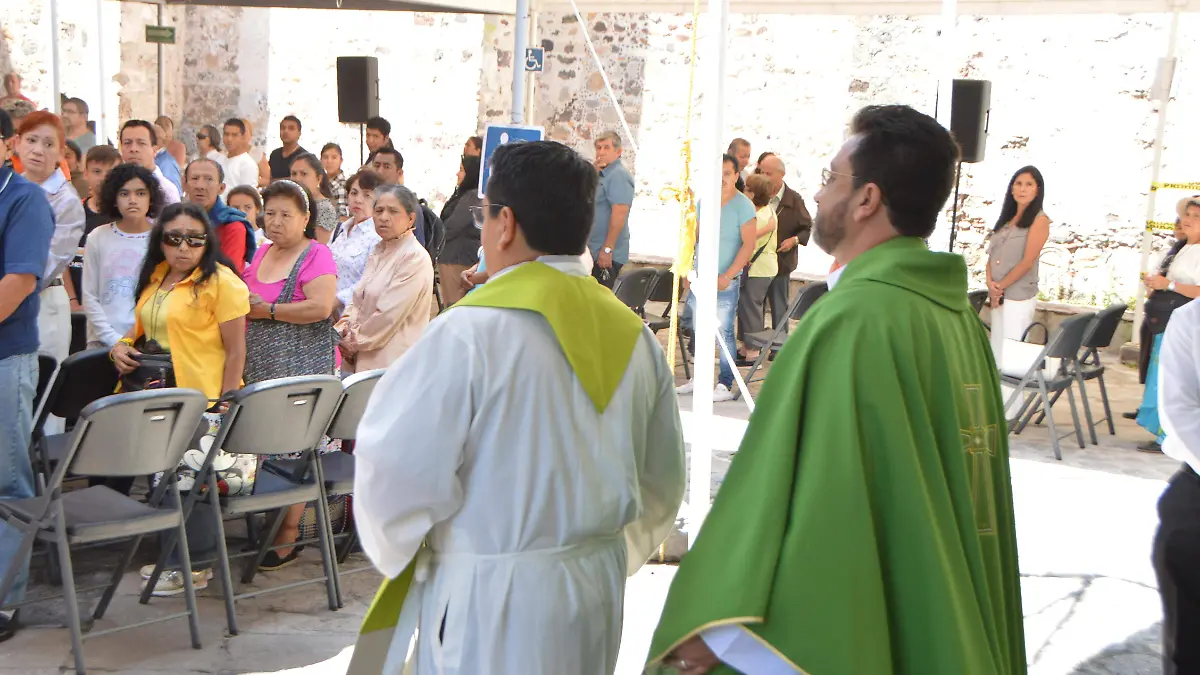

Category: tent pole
[1133, 8, 1181, 343]
[96, 0, 108, 144]
[50, 0, 62, 112]
[157, 2, 165, 118]
[688, 0, 729, 542]
[511, 0, 529, 124]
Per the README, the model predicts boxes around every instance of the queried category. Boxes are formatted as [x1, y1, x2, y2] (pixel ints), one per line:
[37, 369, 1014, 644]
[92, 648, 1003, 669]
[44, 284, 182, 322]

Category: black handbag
[120, 348, 176, 392]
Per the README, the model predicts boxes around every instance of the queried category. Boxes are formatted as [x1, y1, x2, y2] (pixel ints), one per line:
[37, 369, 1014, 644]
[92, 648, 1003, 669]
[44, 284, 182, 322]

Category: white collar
[826, 265, 846, 290]
[34, 168, 68, 195]
[489, 255, 589, 282]
[773, 183, 786, 203]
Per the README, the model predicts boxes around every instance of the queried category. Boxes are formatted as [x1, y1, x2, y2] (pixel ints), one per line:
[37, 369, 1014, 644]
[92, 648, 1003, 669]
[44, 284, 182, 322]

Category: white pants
[990, 297, 1038, 419]
[37, 284, 71, 435]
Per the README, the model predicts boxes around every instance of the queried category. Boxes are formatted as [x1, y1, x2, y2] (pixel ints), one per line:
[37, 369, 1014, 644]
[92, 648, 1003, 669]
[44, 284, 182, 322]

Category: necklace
[147, 274, 181, 349]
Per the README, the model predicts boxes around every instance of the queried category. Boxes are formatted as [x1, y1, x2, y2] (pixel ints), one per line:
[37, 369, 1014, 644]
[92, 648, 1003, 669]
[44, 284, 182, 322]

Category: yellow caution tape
[1147, 220, 1178, 232]
[1151, 181, 1200, 192]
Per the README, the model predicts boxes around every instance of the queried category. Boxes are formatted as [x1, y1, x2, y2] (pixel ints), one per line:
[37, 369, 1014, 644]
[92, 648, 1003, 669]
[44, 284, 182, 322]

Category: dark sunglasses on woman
[164, 232, 208, 248]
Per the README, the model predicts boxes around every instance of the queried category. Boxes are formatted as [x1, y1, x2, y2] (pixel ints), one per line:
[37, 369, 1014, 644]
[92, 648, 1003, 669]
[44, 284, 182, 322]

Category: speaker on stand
[336, 56, 380, 167]
[947, 79, 991, 251]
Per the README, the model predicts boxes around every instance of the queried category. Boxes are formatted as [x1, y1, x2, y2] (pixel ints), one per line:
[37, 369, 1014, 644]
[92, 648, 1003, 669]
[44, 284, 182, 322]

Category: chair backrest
[790, 282, 828, 321]
[34, 354, 58, 417]
[967, 290, 989, 315]
[612, 268, 659, 314]
[327, 369, 386, 440]
[217, 375, 344, 457]
[1082, 303, 1128, 350]
[64, 388, 209, 478]
[1045, 312, 1098, 361]
[36, 347, 120, 433]
[647, 268, 677, 304]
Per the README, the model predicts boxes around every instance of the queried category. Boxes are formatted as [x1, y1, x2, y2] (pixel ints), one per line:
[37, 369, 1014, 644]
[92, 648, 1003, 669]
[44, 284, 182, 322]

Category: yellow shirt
[140, 288, 173, 351]
[747, 205, 779, 278]
[132, 262, 250, 400]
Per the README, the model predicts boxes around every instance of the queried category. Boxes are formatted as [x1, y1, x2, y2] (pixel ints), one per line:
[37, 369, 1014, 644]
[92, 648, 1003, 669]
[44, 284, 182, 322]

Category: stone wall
[5, 5, 1199, 306]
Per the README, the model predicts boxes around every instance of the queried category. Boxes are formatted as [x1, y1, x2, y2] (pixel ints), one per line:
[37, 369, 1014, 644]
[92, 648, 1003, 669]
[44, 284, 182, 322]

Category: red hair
[17, 111, 66, 148]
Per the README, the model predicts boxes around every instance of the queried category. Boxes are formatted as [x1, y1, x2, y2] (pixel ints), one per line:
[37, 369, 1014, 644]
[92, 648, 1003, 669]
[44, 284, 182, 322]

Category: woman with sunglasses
[336, 185, 433, 373]
[196, 124, 226, 167]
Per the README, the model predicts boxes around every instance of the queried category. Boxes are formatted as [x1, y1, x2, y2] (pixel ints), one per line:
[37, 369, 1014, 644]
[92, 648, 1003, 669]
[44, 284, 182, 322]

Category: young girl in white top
[81, 163, 164, 347]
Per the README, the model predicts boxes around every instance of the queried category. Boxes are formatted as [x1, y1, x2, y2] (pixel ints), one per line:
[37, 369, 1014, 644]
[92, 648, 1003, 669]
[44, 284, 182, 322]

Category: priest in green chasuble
[647, 105, 1026, 675]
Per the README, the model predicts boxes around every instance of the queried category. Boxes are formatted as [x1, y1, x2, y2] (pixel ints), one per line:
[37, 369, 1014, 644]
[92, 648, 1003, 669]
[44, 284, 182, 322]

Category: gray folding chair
[139, 375, 343, 635]
[734, 282, 828, 401]
[612, 267, 659, 318]
[0, 389, 209, 675]
[1001, 312, 1096, 460]
[644, 269, 691, 379]
[967, 289, 991, 331]
[262, 369, 386, 607]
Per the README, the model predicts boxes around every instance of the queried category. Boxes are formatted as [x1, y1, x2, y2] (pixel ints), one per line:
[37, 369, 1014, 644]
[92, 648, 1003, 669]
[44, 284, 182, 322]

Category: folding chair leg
[1098, 374, 1116, 436]
[94, 533, 145, 620]
[1066, 385, 1085, 449]
[1014, 392, 1042, 435]
[243, 508, 288, 585]
[1033, 389, 1064, 427]
[54, 505, 88, 675]
[0, 527, 37, 609]
[677, 330, 691, 380]
[337, 526, 359, 565]
[1076, 371, 1098, 446]
[172, 484, 203, 650]
[1037, 378, 1062, 460]
[312, 459, 343, 609]
[311, 483, 341, 612]
[208, 471, 239, 635]
[733, 344, 772, 402]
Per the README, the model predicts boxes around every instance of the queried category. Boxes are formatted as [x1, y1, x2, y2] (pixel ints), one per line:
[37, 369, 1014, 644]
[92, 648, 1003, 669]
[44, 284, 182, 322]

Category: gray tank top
[987, 211, 1049, 302]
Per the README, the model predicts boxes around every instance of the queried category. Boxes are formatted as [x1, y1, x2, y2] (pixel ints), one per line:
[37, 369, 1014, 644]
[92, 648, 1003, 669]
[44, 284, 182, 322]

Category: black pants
[591, 261, 623, 290]
[1153, 464, 1200, 675]
[767, 273, 790, 332]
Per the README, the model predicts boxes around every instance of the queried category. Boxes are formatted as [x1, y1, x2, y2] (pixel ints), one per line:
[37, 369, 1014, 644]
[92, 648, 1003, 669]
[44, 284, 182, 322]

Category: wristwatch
[1169, 280, 1178, 292]
[603, 247, 613, 254]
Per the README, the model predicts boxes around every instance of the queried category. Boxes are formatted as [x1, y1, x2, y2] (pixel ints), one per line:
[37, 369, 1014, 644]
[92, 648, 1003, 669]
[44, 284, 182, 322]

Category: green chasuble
[349, 260, 644, 675]
[647, 237, 1025, 674]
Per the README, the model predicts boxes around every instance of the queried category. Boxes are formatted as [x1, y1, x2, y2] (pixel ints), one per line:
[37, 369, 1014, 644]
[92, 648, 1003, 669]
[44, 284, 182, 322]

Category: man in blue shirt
[0, 108, 56, 642]
[588, 131, 635, 289]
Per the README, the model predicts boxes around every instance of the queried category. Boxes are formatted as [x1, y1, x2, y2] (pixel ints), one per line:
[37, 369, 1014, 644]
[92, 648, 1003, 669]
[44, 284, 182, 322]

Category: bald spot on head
[759, 155, 785, 174]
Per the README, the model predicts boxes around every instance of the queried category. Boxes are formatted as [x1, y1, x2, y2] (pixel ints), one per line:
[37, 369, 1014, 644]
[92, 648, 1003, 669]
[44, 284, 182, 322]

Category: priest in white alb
[348, 139, 687, 675]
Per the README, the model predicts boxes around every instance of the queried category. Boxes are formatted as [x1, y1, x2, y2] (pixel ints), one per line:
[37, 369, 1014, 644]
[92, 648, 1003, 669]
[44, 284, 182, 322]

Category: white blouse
[1168, 244, 1200, 286]
[330, 217, 381, 308]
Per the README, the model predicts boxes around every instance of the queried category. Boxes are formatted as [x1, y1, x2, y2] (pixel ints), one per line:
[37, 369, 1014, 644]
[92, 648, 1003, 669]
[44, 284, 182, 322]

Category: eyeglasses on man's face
[821, 168, 857, 187]
[470, 204, 507, 229]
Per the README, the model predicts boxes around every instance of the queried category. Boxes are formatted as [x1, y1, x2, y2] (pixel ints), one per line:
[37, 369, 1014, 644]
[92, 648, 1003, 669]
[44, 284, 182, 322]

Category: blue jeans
[0, 353, 37, 606]
[684, 276, 741, 388]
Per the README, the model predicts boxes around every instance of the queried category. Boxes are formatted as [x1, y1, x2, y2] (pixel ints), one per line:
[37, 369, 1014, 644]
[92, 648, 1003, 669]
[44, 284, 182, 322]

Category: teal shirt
[588, 159, 635, 264]
[695, 193, 756, 274]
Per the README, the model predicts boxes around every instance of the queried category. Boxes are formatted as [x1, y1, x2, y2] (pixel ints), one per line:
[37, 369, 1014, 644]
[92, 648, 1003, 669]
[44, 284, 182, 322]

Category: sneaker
[713, 384, 736, 402]
[1137, 440, 1164, 454]
[144, 569, 210, 597]
[676, 380, 695, 395]
[1123, 410, 1140, 420]
[259, 546, 304, 572]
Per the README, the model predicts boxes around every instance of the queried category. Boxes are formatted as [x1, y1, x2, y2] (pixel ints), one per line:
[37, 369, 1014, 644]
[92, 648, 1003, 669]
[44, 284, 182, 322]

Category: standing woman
[330, 169, 382, 318]
[336, 185, 433, 373]
[227, 185, 266, 246]
[737, 173, 779, 363]
[289, 152, 339, 245]
[437, 155, 481, 306]
[986, 166, 1051, 368]
[242, 179, 339, 568]
[196, 124, 226, 167]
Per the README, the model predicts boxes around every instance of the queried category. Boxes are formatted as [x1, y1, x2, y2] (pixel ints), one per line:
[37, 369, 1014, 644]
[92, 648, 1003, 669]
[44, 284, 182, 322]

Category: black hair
[366, 116, 391, 137]
[186, 157, 225, 184]
[223, 118, 247, 135]
[321, 142, 342, 157]
[486, 140, 596, 256]
[281, 115, 302, 132]
[65, 139, 82, 164]
[227, 184, 265, 230]
[753, 151, 776, 174]
[460, 154, 481, 191]
[372, 147, 404, 170]
[725, 153, 745, 192]
[290, 152, 333, 200]
[100, 162, 165, 220]
[0, 109, 12, 140]
[345, 168, 381, 193]
[64, 97, 89, 116]
[722, 153, 738, 171]
[262, 180, 318, 240]
[993, 165, 1046, 232]
[121, 119, 158, 146]
[847, 104, 960, 239]
[134, 202, 236, 300]
[199, 124, 222, 152]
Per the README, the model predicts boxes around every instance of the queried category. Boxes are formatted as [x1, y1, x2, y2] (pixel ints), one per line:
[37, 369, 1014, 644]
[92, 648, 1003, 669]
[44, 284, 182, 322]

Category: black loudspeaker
[950, 79, 990, 164]
[337, 56, 379, 124]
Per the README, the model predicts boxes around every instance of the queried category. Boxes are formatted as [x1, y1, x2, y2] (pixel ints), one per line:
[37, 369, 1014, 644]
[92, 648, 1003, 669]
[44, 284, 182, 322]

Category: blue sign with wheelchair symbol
[524, 47, 545, 73]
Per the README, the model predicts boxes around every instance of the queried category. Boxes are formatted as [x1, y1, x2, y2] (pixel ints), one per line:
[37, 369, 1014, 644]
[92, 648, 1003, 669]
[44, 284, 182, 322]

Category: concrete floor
[0, 350, 1180, 674]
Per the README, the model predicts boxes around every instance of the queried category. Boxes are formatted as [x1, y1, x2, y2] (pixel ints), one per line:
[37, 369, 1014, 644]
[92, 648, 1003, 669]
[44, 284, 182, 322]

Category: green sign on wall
[145, 25, 176, 44]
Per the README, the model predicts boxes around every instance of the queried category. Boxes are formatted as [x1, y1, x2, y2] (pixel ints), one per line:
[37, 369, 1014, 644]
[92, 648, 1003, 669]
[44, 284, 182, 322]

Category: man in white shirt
[348, 140, 686, 675]
[1153, 298, 1200, 675]
[221, 117, 260, 199]
[119, 120, 180, 205]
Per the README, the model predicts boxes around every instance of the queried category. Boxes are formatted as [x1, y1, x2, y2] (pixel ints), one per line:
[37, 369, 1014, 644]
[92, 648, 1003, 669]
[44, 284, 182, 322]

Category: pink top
[242, 241, 338, 304]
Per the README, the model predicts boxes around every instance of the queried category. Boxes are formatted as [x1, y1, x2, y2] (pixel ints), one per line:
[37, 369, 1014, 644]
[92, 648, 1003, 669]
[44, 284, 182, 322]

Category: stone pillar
[116, 1, 186, 124]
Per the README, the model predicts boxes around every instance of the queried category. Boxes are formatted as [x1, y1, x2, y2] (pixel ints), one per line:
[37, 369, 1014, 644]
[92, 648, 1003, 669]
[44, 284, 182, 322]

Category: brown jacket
[775, 184, 813, 276]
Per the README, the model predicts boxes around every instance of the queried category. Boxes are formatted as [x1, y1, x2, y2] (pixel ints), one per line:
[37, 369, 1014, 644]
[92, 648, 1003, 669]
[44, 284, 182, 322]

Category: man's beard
[812, 196, 847, 255]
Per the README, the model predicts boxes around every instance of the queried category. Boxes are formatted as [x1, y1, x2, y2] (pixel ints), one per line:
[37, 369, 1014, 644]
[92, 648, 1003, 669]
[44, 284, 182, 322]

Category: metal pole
[156, 2, 165, 118]
[525, 12, 538, 125]
[511, 0, 529, 124]
[931, 0, 957, 253]
[50, 0, 62, 112]
[568, 0, 637, 152]
[688, 0, 729, 540]
[95, 0, 108, 144]
[1133, 8, 1181, 341]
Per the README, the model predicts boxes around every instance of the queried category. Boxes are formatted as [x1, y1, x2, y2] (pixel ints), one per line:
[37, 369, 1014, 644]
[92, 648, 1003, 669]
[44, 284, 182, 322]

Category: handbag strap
[278, 242, 313, 304]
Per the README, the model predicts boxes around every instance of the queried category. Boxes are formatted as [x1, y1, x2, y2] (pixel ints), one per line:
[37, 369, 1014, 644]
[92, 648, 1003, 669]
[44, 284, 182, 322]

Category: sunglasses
[196, 134, 208, 140]
[163, 232, 208, 248]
